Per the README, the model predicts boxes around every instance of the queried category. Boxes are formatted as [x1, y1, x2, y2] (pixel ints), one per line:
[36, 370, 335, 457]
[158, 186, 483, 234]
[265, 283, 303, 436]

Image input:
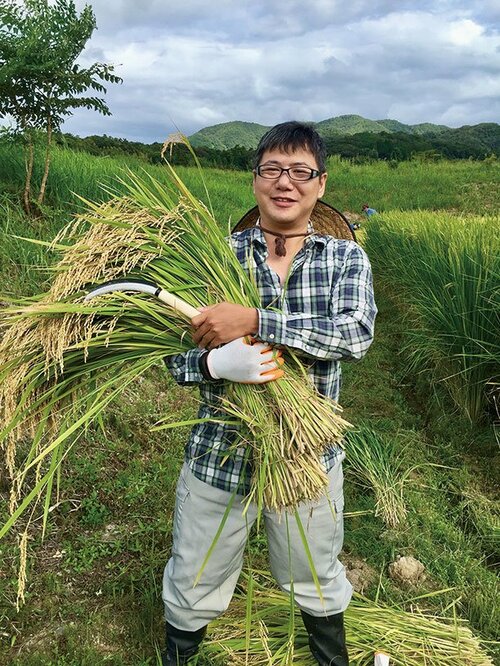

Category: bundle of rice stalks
[202, 572, 495, 665]
[344, 427, 412, 528]
[0, 166, 350, 544]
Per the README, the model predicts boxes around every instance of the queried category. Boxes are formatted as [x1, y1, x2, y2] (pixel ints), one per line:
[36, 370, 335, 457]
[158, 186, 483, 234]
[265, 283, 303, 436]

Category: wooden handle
[157, 289, 200, 319]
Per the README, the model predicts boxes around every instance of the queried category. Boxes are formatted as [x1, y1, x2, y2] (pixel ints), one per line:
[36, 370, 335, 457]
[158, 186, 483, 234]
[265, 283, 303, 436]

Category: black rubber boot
[161, 622, 207, 666]
[301, 611, 349, 666]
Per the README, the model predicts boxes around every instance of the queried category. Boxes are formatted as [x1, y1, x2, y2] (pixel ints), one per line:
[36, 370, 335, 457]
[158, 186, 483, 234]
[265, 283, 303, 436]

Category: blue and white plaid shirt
[165, 226, 377, 495]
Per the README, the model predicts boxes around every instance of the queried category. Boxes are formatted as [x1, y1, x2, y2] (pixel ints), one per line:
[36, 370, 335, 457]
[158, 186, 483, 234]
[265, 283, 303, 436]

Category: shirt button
[269, 334, 275, 340]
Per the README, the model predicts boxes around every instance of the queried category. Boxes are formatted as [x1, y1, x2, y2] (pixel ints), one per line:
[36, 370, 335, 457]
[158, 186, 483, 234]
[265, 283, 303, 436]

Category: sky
[58, 1, 500, 143]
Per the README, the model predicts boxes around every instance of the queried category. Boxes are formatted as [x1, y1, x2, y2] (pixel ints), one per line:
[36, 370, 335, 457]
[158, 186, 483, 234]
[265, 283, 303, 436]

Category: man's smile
[271, 196, 296, 206]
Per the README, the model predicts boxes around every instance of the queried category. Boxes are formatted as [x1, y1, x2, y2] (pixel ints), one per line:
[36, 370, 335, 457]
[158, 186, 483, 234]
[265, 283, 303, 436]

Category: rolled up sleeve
[257, 244, 377, 361]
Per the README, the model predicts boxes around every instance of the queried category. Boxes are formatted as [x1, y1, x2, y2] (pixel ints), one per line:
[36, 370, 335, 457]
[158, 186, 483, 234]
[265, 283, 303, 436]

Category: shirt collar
[250, 219, 328, 251]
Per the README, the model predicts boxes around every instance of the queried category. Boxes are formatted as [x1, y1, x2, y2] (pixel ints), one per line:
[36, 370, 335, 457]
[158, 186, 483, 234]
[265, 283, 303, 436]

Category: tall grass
[1, 141, 499, 222]
[0, 142, 256, 225]
[364, 211, 499, 422]
[325, 155, 500, 214]
[0, 194, 64, 296]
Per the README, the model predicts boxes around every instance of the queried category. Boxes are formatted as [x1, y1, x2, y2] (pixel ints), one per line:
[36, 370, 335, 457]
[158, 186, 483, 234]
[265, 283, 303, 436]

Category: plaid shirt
[165, 226, 377, 495]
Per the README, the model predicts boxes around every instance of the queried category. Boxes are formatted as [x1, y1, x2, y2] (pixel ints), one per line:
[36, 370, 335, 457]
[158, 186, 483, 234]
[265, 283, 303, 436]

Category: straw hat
[231, 200, 356, 241]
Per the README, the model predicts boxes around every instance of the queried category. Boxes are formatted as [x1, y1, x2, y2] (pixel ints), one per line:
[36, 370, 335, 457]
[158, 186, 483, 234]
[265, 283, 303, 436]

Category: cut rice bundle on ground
[202, 573, 495, 665]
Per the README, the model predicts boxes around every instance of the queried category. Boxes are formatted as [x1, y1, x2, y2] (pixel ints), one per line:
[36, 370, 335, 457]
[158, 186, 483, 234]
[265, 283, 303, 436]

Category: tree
[0, 0, 122, 213]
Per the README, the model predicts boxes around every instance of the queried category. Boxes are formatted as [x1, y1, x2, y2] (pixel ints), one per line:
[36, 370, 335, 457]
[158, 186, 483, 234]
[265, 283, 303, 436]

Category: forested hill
[187, 115, 453, 149]
[188, 115, 499, 154]
[54, 117, 500, 168]
[188, 121, 268, 150]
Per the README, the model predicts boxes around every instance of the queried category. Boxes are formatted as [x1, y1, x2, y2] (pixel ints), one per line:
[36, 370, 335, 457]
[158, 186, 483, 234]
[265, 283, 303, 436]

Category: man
[162, 121, 377, 666]
[362, 204, 377, 217]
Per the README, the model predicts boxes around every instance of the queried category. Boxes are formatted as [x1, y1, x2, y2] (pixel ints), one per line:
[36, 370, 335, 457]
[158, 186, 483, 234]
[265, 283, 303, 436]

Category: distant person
[362, 204, 377, 217]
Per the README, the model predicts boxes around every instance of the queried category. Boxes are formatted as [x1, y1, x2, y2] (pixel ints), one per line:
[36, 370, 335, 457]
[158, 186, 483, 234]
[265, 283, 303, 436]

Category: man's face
[253, 147, 327, 230]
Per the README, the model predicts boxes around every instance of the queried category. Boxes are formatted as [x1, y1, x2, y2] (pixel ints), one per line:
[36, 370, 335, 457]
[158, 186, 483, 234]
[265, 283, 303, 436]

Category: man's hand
[206, 337, 284, 384]
[192, 302, 259, 350]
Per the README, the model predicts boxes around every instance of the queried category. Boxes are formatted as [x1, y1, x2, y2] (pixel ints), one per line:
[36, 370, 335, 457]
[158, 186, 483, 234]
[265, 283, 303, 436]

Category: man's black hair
[253, 121, 327, 172]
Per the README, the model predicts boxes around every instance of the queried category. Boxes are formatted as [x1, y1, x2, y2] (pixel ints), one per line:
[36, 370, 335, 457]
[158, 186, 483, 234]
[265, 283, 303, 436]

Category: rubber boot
[161, 621, 207, 666]
[300, 611, 349, 666]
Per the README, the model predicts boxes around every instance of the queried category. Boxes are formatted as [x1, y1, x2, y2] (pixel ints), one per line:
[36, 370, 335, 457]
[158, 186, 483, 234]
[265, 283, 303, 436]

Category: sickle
[84, 281, 200, 320]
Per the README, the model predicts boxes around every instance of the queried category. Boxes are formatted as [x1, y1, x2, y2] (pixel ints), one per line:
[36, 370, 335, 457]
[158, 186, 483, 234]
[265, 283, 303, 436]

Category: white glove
[206, 336, 285, 384]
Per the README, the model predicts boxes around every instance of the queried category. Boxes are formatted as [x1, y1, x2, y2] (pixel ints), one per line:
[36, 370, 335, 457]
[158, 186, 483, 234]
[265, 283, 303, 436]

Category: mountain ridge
[188, 115, 488, 150]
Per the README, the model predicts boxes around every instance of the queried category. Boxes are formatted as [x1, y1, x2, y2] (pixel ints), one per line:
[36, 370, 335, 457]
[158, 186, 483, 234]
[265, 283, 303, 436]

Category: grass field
[364, 211, 499, 423]
[1, 142, 499, 218]
[0, 144, 498, 665]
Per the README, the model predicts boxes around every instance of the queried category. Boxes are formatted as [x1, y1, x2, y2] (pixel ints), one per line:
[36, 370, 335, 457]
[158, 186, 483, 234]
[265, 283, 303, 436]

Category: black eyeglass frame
[254, 165, 322, 181]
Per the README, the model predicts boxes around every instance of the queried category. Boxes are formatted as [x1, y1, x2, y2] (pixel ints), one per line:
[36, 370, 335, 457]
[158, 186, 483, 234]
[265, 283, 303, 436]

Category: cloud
[62, 1, 500, 142]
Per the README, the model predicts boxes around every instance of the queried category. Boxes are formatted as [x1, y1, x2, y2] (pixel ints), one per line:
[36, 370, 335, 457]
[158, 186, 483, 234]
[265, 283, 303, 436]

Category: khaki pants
[163, 458, 352, 631]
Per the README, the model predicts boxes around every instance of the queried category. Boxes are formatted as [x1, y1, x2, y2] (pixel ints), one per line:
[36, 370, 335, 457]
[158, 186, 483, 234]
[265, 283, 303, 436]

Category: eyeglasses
[255, 165, 321, 182]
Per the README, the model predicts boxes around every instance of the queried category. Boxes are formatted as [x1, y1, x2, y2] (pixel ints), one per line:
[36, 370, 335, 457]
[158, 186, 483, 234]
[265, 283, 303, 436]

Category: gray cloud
[62, 1, 500, 142]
